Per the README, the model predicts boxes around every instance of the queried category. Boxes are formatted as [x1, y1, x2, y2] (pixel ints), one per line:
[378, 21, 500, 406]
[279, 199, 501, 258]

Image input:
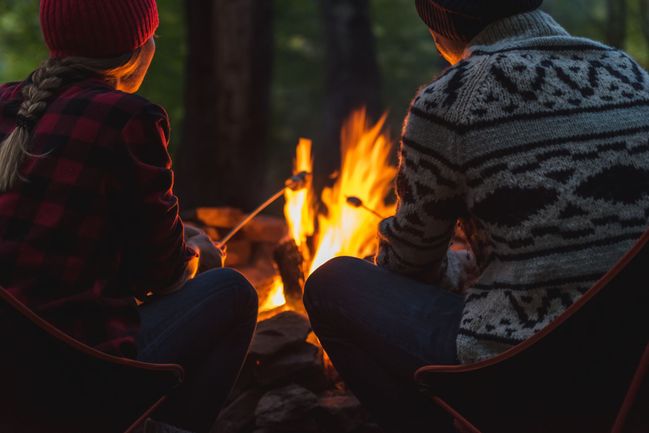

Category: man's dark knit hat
[415, 0, 544, 42]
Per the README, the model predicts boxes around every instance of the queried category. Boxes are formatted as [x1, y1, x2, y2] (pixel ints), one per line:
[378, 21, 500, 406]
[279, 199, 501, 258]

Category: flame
[289, 108, 397, 278]
[260, 276, 287, 312]
[284, 138, 315, 249]
[260, 109, 396, 314]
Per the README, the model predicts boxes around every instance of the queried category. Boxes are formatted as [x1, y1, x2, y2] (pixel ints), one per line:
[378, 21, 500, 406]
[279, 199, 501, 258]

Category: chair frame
[0, 287, 185, 433]
[415, 229, 649, 433]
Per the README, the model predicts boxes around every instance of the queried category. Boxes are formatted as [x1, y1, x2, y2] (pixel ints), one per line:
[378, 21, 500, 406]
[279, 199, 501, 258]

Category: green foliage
[138, 0, 186, 150]
[543, 0, 648, 65]
[372, 0, 445, 135]
[0, 0, 45, 81]
[268, 0, 444, 184]
[268, 0, 326, 184]
[0, 0, 185, 148]
[0, 0, 647, 177]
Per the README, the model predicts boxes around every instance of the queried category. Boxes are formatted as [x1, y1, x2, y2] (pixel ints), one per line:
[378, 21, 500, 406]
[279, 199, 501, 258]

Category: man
[304, 1, 649, 432]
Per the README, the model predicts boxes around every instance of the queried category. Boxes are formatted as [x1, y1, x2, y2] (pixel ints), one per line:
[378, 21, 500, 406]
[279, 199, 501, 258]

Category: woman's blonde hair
[0, 48, 144, 192]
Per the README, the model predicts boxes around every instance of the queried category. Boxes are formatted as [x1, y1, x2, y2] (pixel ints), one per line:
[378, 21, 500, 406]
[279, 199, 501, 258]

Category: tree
[640, 0, 649, 49]
[316, 0, 382, 191]
[175, 0, 274, 211]
[605, 0, 627, 48]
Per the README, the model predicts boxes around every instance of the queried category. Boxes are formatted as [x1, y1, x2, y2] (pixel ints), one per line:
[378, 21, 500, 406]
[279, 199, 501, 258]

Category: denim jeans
[137, 268, 258, 433]
[304, 257, 464, 433]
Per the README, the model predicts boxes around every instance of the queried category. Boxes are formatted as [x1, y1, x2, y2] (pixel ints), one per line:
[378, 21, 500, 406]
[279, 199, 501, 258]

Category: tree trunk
[605, 0, 627, 48]
[175, 0, 274, 211]
[640, 0, 649, 49]
[316, 0, 382, 191]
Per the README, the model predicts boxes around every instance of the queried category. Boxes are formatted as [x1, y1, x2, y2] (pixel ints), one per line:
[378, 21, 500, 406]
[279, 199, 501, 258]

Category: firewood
[273, 238, 306, 308]
[183, 207, 245, 228]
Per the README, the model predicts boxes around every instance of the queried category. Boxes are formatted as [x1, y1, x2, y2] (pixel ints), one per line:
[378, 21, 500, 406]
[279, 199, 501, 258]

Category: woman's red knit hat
[40, 0, 159, 59]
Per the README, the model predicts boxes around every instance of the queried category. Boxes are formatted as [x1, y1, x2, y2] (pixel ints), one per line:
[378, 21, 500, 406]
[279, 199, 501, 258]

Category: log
[273, 239, 306, 309]
[183, 207, 288, 243]
[183, 207, 245, 228]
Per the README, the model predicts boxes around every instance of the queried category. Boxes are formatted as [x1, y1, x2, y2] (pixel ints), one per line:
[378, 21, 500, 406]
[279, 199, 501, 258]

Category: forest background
[0, 0, 647, 211]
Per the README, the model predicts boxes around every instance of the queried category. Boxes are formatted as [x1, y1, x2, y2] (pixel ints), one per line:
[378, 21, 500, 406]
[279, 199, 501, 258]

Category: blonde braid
[0, 48, 144, 192]
[0, 58, 85, 192]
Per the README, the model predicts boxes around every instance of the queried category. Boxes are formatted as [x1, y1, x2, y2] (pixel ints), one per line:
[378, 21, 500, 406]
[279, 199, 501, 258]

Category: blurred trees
[316, 0, 382, 191]
[174, 0, 274, 210]
[0, 0, 648, 209]
[606, 0, 627, 48]
[0, 0, 44, 79]
[641, 0, 649, 46]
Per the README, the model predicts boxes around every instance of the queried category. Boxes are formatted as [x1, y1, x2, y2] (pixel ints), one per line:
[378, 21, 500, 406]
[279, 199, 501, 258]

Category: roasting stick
[215, 171, 310, 248]
[345, 196, 385, 219]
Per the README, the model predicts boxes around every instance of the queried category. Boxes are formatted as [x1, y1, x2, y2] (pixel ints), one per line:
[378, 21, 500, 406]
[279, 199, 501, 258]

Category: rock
[224, 239, 252, 267]
[212, 390, 264, 433]
[257, 342, 330, 391]
[243, 215, 288, 243]
[187, 208, 286, 240]
[353, 423, 384, 433]
[314, 394, 368, 433]
[250, 311, 311, 358]
[255, 384, 319, 430]
[189, 207, 245, 229]
[134, 419, 194, 433]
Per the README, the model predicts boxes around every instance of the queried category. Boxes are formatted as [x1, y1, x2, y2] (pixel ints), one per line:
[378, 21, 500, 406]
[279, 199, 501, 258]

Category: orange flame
[308, 110, 397, 274]
[260, 109, 396, 313]
[284, 138, 315, 249]
[259, 276, 287, 312]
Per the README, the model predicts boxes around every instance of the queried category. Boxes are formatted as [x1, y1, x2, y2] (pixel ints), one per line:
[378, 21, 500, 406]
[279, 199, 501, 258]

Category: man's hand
[185, 225, 227, 272]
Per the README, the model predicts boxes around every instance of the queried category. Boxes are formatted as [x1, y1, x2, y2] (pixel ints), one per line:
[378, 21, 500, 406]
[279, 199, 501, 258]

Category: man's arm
[376, 104, 466, 284]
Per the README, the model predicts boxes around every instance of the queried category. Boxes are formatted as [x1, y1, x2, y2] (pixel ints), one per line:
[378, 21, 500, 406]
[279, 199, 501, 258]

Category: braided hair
[0, 49, 143, 192]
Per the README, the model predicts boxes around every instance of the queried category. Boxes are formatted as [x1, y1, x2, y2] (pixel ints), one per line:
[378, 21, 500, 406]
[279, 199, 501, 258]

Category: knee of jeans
[204, 268, 259, 318]
[303, 256, 362, 314]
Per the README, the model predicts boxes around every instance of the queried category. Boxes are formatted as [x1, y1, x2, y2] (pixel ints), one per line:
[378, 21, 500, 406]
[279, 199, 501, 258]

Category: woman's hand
[185, 225, 227, 272]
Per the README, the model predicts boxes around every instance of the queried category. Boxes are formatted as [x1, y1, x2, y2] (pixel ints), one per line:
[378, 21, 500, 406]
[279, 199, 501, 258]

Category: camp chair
[0, 287, 184, 433]
[415, 229, 649, 433]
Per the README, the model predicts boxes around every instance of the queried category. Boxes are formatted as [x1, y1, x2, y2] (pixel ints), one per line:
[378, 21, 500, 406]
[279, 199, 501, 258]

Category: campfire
[262, 108, 397, 314]
[184, 109, 397, 433]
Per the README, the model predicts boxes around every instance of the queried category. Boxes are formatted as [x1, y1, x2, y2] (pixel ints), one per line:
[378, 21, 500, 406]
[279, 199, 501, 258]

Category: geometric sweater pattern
[376, 10, 649, 363]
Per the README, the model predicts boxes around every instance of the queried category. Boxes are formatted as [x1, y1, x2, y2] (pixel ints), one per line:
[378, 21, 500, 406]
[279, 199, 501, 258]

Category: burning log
[273, 238, 306, 309]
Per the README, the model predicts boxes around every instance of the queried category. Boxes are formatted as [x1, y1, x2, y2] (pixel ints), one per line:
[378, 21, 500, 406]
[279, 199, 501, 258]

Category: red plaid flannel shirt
[0, 78, 196, 357]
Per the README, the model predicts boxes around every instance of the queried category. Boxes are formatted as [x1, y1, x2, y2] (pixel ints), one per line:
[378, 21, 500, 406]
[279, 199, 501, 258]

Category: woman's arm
[116, 103, 198, 297]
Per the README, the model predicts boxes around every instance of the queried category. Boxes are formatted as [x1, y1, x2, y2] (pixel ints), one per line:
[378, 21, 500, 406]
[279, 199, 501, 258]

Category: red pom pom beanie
[40, 0, 159, 59]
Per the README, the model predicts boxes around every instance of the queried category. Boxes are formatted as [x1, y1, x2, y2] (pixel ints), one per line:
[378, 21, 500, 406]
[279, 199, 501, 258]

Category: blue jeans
[304, 257, 464, 433]
[137, 268, 258, 433]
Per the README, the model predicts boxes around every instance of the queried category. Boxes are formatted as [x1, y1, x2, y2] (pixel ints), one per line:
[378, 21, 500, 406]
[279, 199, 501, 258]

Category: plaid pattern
[0, 78, 196, 357]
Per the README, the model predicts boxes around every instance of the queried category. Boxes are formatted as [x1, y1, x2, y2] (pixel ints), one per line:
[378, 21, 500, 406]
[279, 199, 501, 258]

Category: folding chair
[0, 287, 184, 433]
[416, 229, 649, 433]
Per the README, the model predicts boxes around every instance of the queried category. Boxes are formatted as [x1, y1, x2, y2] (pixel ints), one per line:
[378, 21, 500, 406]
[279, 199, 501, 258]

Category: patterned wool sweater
[376, 10, 649, 363]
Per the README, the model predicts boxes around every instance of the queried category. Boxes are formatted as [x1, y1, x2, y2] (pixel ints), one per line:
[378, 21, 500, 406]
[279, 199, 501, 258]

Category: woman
[0, 1, 258, 432]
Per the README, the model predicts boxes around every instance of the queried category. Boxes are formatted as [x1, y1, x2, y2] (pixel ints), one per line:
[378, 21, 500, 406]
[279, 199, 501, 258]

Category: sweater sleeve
[116, 103, 198, 295]
[376, 90, 466, 283]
